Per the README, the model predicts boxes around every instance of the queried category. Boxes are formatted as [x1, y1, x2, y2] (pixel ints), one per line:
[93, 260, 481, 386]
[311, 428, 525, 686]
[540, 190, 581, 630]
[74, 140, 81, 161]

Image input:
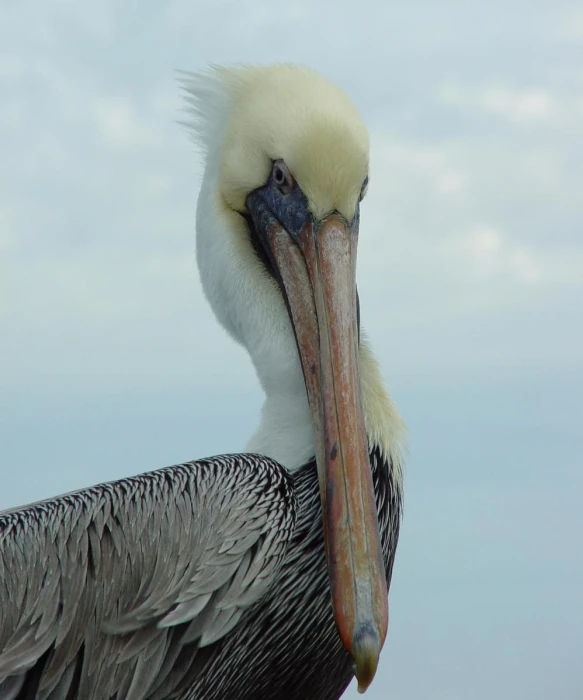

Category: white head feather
[182, 64, 405, 485]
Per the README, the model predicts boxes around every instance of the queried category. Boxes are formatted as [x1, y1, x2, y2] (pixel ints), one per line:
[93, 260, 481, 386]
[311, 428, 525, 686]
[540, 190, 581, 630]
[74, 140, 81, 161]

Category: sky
[1, 1, 582, 698]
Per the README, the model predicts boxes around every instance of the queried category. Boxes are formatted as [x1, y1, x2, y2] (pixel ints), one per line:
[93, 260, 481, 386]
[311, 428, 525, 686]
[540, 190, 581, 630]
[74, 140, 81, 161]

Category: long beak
[247, 193, 388, 692]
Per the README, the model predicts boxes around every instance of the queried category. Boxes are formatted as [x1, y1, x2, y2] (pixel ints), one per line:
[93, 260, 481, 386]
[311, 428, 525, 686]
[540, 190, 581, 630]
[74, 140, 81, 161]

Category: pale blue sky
[1, 2, 582, 698]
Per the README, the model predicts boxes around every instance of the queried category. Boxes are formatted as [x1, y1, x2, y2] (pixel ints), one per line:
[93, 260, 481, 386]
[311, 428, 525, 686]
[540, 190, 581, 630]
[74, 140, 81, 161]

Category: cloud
[0, 246, 200, 320]
[557, 9, 583, 39]
[358, 131, 580, 334]
[436, 81, 583, 138]
[462, 225, 541, 284]
[0, 1, 581, 386]
[439, 83, 558, 123]
[434, 171, 467, 195]
[91, 96, 157, 150]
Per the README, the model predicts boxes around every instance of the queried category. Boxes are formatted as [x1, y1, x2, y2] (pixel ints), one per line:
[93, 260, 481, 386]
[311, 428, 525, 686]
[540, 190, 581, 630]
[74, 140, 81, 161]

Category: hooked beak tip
[352, 623, 382, 694]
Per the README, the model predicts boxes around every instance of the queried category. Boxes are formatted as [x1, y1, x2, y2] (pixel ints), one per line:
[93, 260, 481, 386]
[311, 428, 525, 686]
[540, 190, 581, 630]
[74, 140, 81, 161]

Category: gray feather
[0, 455, 297, 699]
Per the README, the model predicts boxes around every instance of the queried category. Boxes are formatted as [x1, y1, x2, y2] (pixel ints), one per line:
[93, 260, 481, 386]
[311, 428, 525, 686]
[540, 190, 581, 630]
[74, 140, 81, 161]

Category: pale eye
[271, 160, 295, 195]
[273, 164, 286, 186]
[359, 176, 369, 202]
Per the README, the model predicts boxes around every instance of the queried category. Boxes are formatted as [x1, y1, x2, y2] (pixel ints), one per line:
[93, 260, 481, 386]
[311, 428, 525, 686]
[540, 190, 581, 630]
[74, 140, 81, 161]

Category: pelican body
[0, 65, 405, 700]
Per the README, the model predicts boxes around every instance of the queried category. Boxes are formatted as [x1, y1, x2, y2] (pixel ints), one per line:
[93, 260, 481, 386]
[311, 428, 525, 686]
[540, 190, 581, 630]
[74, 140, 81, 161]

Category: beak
[247, 187, 388, 692]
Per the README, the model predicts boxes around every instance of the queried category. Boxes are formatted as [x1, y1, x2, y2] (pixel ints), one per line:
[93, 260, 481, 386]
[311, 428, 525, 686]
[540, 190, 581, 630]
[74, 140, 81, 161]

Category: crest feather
[180, 64, 370, 220]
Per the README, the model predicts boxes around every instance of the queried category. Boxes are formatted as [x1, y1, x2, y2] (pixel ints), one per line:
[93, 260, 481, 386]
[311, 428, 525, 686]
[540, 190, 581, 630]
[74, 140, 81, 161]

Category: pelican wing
[0, 455, 297, 700]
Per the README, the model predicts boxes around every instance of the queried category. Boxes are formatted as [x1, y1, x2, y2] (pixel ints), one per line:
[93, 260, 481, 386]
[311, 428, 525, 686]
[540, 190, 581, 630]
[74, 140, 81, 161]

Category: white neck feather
[196, 165, 314, 472]
[245, 391, 315, 472]
[244, 332, 406, 488]
[196, 164, 405, 487]
[190, 67, 405, 489]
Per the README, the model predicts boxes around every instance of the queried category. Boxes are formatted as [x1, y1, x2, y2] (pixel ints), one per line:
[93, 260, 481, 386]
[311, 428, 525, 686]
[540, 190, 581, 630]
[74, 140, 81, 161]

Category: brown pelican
[0, 64, 405, 700]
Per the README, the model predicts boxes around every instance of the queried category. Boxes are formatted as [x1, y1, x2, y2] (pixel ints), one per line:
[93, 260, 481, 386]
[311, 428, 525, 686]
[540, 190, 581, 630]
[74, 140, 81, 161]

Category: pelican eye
[359, 176, 369, 202]
[272, 160, 295, 195]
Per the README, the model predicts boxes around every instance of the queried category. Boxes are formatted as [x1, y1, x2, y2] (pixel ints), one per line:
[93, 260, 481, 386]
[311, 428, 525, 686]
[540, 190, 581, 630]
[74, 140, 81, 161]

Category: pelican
[0, 64, 405, 700]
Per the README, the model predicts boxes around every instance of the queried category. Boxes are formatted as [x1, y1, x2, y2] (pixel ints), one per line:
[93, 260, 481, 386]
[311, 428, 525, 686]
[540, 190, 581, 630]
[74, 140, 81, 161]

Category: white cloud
[0, 246, 196, 319]
[480, 87, 555, 122]
[0, 3, 581, 385]
[435, 171, 467, 195]
[355, 128, 583, 337]
[92, 96, 157, 150]
[509, 248, 541, 284]
[557, 10, 583, 39]
[436, 82, 580, 127]
[467, 225, 501, 254]
[463, 225, 541, 284]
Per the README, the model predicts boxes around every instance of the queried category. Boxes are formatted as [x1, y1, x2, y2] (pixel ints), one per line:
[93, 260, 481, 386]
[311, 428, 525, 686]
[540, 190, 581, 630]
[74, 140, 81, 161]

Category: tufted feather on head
[180, 63, 370, 221]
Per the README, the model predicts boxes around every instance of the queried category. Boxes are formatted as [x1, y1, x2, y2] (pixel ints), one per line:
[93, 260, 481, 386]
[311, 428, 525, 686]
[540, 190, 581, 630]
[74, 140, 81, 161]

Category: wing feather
[0, 455, 296, 699]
